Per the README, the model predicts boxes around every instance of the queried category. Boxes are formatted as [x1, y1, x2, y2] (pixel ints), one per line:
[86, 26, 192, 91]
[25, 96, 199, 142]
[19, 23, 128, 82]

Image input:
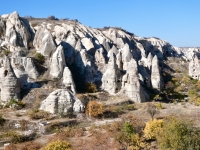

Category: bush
[5, 99, 25, 109]
[86, 100, 103, 118]
[85, 82, 97, 93]
[143, 119, 164, 140]
[156, 103, 163, 109]
[43, 140, 71, 150]
[28, 109, 50, 120]
[34, 53, 45, 64]
[4, 50, 10, 56]
[156, 117, 200, 150]
[47, 15, 58, 20]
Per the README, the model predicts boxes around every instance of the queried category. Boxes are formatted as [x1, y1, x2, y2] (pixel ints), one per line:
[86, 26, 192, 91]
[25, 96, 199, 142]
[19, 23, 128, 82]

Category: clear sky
[0, 0, 199, 47]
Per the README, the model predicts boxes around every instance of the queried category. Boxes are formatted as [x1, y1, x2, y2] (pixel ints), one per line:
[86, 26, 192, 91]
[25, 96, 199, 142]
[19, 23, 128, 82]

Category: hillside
[0, 12, 199, 149]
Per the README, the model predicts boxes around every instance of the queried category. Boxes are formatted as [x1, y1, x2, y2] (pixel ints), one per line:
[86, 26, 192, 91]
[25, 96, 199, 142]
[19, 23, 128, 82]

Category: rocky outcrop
[102, 53, 121, 94]
[151, 55, 163, 91]
[5, 11, 33, 50]
[108, 45, 118, 58]
[121, 59, 146, 102]
[50, 45, 66, 78]
[63, 67, 76, 94]
[33, 26, 56, 56]
[121, 43, 133, 70]
[40, 89, 84, 115]
[11, 56, 39, 88]
[0, 57, 20, 104]
[189, 55, 200, 79]
[81, 38, 94, 53]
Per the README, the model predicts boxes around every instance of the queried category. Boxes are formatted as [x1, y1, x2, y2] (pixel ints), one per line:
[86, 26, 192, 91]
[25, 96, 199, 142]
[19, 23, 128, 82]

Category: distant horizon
[0, 0, 199, 47]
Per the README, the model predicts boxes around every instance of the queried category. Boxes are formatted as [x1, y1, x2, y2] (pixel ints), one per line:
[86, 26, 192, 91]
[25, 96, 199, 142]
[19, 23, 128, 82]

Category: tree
[156, 117, 200, 150]
[147, 103, 157, 120]
[86, 100, 103, 118]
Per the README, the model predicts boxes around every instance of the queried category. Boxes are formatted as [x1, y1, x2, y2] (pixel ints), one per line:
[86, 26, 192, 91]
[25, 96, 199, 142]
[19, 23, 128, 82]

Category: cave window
[4, 70, 8, 77]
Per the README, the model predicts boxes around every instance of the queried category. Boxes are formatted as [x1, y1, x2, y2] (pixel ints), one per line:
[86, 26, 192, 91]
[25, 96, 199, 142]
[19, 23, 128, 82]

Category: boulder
[151, 55, 163, 91]
[63, 67, 76, 94]
[50, 45, 66, 78]
[0, 57, 20, 104]
[40, 89, 84, 115]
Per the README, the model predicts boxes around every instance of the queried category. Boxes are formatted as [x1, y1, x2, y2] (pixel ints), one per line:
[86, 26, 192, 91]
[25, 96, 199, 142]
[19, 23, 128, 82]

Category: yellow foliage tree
[43, 140, 71, 150]
[86, 100, 103, 117]
[143, 119, 164, 140]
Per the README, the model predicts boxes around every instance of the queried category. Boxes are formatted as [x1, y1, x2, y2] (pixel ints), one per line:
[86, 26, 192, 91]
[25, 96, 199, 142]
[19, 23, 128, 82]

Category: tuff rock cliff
[0, 11, 197, 110]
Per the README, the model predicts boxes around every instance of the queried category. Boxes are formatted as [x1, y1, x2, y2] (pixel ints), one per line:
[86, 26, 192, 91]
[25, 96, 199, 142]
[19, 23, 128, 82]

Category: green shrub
[85, 82, 97, 93]
[156, 117, 200, 150]
[156, 103, 163, 109]
[43, 140, 71, 150]
[5, 99, 25, 109]
[4, 50, 10, 56]
[35, 53, 45, 64]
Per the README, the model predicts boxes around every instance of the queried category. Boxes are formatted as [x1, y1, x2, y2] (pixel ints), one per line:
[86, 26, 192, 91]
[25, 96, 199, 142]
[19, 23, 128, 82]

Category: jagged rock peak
[151, 55, 163, 91]
[6, 11, 33, 50]
[50, 45, 66, 78]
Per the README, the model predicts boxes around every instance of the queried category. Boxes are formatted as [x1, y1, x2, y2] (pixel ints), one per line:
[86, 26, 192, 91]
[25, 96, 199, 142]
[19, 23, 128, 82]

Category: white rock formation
[81, 38, 94, 52]
[121, 43, 133, 70]
[40, 89, 84, 115]
[0, 57, 20, 104]
[63, 67, 76, 94]
[151, 55, 163, 91]
[33, 26, 56, 56]
[102, 53, 121, 94]
[50, 45, 66, 78]
[5, 11, 33, 49]
[121, 59, 146, 102]
[189, 55, 200, 79]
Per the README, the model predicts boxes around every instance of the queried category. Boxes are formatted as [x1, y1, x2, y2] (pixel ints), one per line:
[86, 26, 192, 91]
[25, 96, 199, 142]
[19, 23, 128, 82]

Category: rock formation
[5, 11, 33, 50]
[33, 26, 56, 56]
[0, 57, 20, 104]
[121, 59, 146, 102]
[40, 89, 84, 115]
[50, 45, 66, 78]
[102, 53, 121, 94]
[62, 67, 76, 94]
[189, 55, 200, 79]
[151, 55, 163, 91]
[121, 43, 133, 70]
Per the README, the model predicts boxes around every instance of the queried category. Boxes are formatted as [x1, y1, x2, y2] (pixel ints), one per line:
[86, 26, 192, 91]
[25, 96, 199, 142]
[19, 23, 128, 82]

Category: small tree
[147, 103, 157, 120]
[86, 100, 103, 118]
[143, 119, 164, 140]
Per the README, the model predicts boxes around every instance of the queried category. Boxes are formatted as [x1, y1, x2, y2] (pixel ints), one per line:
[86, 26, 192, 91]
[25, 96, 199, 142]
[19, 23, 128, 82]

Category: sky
[0, 0, 200, 47]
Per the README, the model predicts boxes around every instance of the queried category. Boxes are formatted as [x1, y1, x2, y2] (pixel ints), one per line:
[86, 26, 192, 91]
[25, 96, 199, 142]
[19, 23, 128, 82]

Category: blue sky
[0, 0, 200, 47]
